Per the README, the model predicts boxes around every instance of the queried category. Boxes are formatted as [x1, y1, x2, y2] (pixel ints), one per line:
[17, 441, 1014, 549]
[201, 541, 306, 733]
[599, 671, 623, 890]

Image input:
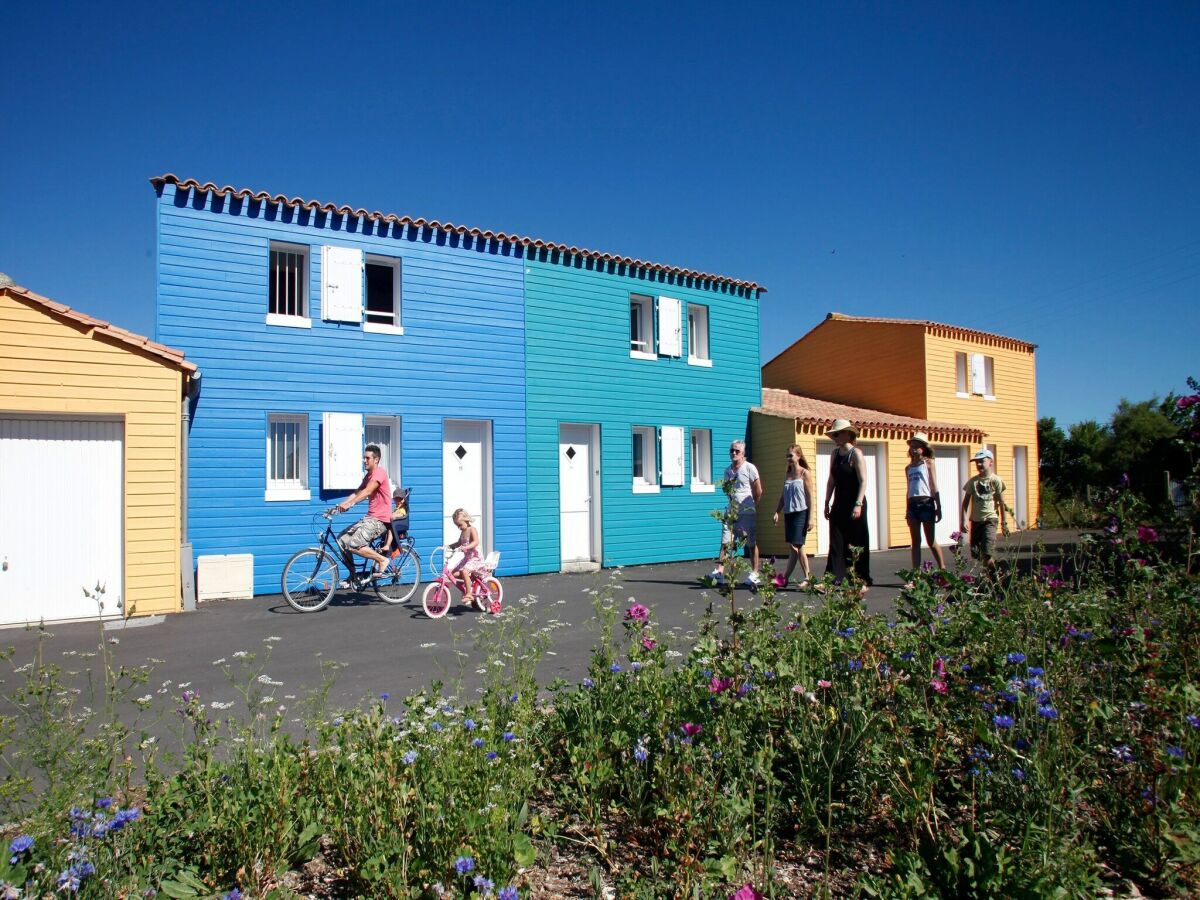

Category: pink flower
[791, 684, 806, 693]
[626, 603, 649, 623]
[929, 679, 948, 695]
[784, 622, 798, 632]
[680, 723, 703, 738]
[642, 637, 657, 651]
[817, 679, 832, 689]
[933, 658, 946, 678]
[1136, 525, 1159, 543]
[730, 885, 764, 900]
[1177, 394, 1200, 409]
[709, 675, 733, 694]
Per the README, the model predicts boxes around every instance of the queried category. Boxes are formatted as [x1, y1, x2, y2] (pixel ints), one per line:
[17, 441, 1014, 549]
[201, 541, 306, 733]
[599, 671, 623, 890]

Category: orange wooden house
[753, 313, 1038, 558]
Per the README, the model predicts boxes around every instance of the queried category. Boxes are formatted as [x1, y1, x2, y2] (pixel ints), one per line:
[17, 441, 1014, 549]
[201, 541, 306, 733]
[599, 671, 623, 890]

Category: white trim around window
[266, 413, 311, 501]
[365, 415, 402, 489]
[267, 241, 310, 326]
[690, 427, 715, 492]
[632, 426, 659, 493]
[630, 294, 654, 359]
[687, 303, 711, 366]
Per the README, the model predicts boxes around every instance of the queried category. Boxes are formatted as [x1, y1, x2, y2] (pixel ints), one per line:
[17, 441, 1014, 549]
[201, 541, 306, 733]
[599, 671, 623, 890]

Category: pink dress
[453, 530, 486, 575]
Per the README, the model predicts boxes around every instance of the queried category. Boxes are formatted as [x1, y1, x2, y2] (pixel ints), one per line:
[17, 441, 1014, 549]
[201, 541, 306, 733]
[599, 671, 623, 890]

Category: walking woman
[822, 419, 872, 591]
[905, 431, 946, 584]
[772, 444, 813, 588]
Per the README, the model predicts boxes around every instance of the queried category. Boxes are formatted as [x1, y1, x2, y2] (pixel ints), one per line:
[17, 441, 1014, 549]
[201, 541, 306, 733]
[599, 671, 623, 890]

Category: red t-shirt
[365, 466, 392, 523]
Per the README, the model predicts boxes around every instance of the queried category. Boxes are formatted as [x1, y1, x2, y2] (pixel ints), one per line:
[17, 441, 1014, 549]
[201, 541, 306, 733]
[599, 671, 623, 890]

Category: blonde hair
[452, 508, 472, 525]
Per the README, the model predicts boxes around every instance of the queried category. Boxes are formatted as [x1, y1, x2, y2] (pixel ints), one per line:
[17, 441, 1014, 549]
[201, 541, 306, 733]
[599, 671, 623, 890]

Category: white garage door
[0, 417, 123, 625]
[932, 447, 966, 546]
[814, 442, 883, 555]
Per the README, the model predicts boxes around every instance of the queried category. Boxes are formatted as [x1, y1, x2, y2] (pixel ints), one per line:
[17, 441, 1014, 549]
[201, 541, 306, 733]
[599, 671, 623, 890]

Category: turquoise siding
[155, 184, 528, 593]
[524, 252, 762, 572]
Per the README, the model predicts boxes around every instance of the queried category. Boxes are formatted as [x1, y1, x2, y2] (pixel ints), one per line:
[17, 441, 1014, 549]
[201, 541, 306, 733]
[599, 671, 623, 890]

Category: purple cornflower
[582, 677, 594, 689]
[1167, 746, 1184, 759]
[430, 722, 443, 732]
[1006, 652, 1026, 665]
[1037, 706, 1059, 720]
[8, 835, 33, 863]
[463, 718, 476, 730]
[474, 876, 495, 892]
[223, 890, 244, 900]
[847, 660, 863, 671]
[610, 663, 622, 674]
[486, 751, 498, 760]
[403, 750, 418, 764]
[1012, 768, 1026, 781]
[1112, 745, 1137, 762]
[998, 691, 1019, 704]
[993, 715, 1015, 729]
[1026, 666, 1044, 677]
[455, 855, 475, 874]
[380, 692, 390, 701]
[95, 797, 113, 810]
[503, 731, 516, 742]
[1187, 714, 1200, 729]
[499, 888, 519, 900]
[634, 742, 649, 762]
[472, 737, 485, 748]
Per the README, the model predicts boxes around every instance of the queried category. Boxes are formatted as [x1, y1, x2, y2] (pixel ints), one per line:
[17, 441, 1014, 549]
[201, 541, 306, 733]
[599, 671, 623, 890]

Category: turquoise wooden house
[151, 174, 764, 591]
[524, 253, 763, 573]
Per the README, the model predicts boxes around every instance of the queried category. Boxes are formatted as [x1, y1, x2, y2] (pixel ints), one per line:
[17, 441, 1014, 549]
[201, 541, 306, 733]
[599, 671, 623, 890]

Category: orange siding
[763, 320, 929, 418]
[0, 294, 185, 617]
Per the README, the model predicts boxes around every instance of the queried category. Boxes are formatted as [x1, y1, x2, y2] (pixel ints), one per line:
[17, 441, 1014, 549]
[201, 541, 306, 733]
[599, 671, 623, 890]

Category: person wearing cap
[905, 432, 946, 583]
[822, 419, 872, 591]
[710, 439, 763, 587]
[961, 448, 1006, 571]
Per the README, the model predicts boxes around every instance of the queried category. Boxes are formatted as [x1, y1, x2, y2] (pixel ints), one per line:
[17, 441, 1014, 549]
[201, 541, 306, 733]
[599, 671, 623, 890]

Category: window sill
[629, 350, 656, 361]
[955, 391, 970, 399]
[364, 322, 405, 336]
[687, 356, 713, 368]
[265, 487, 312, 502]
[632, 482, 660, 494]
[690, 483, 716, 493]
[983, 395, 997, 402]
[266, 314, 312, 329]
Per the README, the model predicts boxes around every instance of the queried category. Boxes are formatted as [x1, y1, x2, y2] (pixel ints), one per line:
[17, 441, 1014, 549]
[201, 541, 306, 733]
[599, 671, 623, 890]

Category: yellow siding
[923, 333, 1039, 529]
[751, 415, 821, 559]
[0, 294, 185, 617]
[763, 321, 929, 417]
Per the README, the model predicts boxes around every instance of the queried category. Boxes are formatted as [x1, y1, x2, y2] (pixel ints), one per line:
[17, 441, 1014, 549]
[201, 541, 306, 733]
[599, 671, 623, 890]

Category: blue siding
[155, 185, 528, 594]
[524, 253, 762, 572]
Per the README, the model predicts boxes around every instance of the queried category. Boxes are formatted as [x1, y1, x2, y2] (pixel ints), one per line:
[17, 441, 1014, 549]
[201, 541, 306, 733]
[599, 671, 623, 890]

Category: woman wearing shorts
[905, 431, 946, 584]
[773, 444, 813, 588]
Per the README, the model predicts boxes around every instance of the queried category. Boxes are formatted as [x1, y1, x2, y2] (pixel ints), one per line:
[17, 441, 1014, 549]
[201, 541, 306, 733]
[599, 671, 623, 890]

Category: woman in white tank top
[905, 432, 946, 583]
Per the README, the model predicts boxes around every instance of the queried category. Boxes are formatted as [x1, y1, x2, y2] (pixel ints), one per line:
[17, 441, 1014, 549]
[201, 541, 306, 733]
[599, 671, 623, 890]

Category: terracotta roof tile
[824, 313, 1036, 353]
[2, 284, 197, 374]
[756, 388, 985, 442]
[150, 174, 766, 295]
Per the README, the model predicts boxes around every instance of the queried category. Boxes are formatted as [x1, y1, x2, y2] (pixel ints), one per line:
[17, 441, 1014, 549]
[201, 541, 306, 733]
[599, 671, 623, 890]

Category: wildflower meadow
[1, 391, 1199, 897]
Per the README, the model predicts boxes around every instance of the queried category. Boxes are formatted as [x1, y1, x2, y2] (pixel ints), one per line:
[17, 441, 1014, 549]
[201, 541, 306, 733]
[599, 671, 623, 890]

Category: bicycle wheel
[483, 576, 503, 614]
[422, 581, 452, 619]
[374, 549, 421, 605]
[282, 548, 338, 612]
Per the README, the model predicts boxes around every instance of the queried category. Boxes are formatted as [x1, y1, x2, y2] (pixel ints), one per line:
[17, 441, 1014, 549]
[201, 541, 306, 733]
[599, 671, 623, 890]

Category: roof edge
[150, 174, 766, 296]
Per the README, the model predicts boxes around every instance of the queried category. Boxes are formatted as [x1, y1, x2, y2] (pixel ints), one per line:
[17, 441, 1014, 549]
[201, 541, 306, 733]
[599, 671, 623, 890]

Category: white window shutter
[970, 353, 986, 395]
[661, 426, 685, 486]
[321, 246, 364, 323]
[657, 296, 682, 357]
[322, 412, 364, 490]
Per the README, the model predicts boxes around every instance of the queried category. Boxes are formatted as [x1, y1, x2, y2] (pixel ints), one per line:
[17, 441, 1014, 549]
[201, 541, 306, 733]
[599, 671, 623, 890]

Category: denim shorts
[907, 496, 936, 523]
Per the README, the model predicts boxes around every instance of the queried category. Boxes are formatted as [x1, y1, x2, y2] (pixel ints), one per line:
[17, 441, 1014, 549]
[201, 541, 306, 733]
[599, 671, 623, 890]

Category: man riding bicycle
[335, 444, 392, 578]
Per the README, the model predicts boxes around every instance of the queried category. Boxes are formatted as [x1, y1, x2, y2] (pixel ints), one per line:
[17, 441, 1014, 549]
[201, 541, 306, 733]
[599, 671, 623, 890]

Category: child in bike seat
[382, 487, 411, 556]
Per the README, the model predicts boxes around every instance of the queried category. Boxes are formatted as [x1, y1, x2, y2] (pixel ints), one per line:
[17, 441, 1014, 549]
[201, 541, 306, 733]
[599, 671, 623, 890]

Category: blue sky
[2, 1, 1196, 427]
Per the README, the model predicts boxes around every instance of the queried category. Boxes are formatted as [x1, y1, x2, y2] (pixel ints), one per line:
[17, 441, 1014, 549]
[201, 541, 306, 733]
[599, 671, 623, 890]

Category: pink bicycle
[421, 547, 503, 618]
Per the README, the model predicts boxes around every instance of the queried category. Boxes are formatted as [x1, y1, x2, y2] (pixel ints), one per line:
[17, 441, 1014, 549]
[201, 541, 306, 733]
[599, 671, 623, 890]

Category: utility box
[196, 554, 254, 602]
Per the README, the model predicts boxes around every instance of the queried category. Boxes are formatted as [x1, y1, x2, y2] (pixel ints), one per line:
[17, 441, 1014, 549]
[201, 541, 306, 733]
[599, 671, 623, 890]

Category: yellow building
[754, 313, 1038, 558]
[0, 283, 196, 624]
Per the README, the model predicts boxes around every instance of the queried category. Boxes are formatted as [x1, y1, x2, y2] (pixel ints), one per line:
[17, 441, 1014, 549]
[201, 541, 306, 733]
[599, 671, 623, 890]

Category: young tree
[1107, 398, 1179, 500]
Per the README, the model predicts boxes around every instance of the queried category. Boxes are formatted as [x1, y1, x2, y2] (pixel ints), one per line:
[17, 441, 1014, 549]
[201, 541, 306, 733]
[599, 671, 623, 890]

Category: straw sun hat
[825, 418, 859, 438]
[907, 431, 931, 451]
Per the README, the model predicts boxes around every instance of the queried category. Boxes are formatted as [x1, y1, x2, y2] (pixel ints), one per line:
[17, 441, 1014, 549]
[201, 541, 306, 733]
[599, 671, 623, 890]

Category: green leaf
[513, 832, 536, 868]
[159, 880, 200, 898]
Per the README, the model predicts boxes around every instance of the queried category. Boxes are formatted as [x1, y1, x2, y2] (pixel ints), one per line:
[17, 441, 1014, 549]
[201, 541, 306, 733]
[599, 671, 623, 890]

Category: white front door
[932, 446, 966, 546]
[442, 420, 491, 553]
[559, 424, 598, 565]
[1012, 446, 1028, 529]
[814, 443, 882, 555]
[0, 417, 124, 625]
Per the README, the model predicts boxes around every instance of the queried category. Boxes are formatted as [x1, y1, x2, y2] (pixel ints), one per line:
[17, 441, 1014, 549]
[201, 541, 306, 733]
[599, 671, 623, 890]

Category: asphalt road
[0, 530, 1081, 717]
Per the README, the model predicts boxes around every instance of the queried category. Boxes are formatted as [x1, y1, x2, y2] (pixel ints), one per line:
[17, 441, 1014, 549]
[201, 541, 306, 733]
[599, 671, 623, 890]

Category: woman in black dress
[822, 419, 872, 591]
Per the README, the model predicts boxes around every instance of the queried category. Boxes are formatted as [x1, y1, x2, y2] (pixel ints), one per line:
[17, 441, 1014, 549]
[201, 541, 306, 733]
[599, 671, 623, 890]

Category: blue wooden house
[152, 175, 764, 593]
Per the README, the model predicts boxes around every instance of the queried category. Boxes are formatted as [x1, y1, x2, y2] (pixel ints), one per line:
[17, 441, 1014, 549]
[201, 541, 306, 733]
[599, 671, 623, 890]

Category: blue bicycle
[281, 508, 421, 612]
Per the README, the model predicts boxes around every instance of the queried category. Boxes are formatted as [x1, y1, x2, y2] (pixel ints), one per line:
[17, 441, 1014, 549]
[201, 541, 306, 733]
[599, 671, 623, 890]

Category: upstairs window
[956, 352, 995, 399]
[630, 295, 654, 358]
[365, 256, 403, 332]
[268, 242, 310, 326]
[687, 304, 711, 366]
[955, 353, 968, 396]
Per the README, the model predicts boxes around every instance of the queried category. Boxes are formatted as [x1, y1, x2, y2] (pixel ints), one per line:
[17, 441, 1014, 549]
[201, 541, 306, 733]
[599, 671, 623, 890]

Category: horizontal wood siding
[524, 256, 761, 571]
[763, 321, 928, 417]
[750, 414, 810, 559]
[924, 333, 1040, 528]
[0, 294, 184, 616]
[155, 184, 528, 593]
